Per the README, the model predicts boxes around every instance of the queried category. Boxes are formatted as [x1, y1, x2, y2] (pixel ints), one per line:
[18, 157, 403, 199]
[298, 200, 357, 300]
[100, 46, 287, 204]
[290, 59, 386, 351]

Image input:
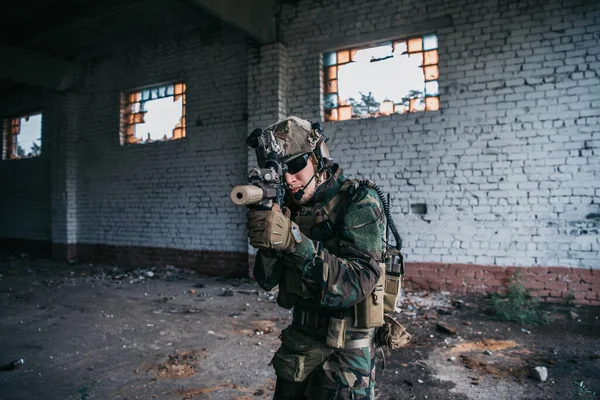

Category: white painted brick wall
[1, 0, 598, 271]
[246, 43, 289, 256]
[49, 92, 79, 246]
[75, 23, 250, 253]
[277, 0, 600, 268]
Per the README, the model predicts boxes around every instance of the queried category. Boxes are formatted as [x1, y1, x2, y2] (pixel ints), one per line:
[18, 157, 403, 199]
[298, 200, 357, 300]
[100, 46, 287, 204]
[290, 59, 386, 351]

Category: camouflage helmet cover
[262, 116, 324, 163]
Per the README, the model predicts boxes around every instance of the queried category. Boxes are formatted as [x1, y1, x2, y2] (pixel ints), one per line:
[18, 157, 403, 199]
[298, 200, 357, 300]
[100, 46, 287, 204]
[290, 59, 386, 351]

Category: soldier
[246, 116, 390, 399]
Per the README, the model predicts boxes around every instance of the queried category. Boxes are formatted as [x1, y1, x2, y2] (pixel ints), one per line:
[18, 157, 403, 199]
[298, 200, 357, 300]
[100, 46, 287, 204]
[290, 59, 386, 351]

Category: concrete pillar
[50, 92, 79, 261]
[247, 42, 288, 128]
[246, 42, 288, 274]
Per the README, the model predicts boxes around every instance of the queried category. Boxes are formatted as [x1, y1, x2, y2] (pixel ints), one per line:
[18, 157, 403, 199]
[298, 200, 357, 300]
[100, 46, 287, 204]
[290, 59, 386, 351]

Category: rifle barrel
[230, 185, 263, 206]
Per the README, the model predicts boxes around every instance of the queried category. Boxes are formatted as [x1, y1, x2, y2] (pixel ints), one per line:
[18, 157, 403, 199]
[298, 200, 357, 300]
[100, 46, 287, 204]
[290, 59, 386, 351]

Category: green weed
[489, 272, 550, 325]
[564, 291, 576, 305]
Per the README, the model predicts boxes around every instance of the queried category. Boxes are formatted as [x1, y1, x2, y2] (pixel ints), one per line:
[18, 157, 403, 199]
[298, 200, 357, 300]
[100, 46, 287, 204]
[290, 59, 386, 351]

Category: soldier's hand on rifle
[247, 204, 303, 252]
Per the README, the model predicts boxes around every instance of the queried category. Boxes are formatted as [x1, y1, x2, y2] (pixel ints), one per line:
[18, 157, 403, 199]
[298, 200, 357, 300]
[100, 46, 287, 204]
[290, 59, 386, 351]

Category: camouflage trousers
[272, 327, 376, 400]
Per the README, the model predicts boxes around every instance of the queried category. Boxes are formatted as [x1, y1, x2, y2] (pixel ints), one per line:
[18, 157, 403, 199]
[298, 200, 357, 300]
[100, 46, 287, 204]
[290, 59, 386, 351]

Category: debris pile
[250, 320, 276, 337]
[155, 350, 205, 379]
[449, 339, 531, 380]
[90, 265, 194, 284]
[399, 291, 457, 319]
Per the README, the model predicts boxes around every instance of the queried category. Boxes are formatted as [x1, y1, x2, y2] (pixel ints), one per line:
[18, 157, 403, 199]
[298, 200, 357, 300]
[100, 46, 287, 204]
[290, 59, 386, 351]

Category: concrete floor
[0, 255, 599, 400]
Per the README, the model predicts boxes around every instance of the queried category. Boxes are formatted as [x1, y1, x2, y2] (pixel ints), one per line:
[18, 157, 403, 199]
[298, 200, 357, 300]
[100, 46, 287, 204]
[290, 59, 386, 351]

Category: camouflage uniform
[253, 165, 387, 400]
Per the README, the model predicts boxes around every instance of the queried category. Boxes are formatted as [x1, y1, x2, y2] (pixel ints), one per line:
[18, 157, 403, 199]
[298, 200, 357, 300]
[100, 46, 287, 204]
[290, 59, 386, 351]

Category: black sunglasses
[285, 153, 310, 174]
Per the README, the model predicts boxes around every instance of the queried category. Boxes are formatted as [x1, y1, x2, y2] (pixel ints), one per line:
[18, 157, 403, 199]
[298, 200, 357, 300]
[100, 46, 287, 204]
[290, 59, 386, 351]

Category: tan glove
[247, 204, 302, 251]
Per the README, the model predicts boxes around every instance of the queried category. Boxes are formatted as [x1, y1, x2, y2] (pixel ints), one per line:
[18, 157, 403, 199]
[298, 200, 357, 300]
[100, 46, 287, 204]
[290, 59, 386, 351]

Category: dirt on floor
[0, 254, 598, 400]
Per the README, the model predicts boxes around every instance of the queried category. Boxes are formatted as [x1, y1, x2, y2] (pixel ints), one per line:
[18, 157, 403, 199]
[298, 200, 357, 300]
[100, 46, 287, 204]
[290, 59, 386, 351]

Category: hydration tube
[357, 180, 403, 251]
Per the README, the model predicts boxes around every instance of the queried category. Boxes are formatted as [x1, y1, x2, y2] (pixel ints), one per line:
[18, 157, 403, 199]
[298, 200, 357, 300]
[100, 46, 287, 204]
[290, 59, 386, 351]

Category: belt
[294, 308, 331, 328]
[293, 307, 352, 329]
[292, 308, 374, 350]
[344, 334, 374, 349]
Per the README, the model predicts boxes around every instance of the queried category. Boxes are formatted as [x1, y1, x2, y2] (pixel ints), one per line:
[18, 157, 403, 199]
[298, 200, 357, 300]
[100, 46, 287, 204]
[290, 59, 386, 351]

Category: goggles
[284, 153, 310, 174]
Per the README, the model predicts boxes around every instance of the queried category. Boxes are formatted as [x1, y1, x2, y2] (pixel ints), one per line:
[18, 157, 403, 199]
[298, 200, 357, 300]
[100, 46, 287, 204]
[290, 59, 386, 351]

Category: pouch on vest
[271, 326, 334, 382]
[325, 316, 347, 349]
[384, 250, 404, 313]
[352, 263, 385, 329]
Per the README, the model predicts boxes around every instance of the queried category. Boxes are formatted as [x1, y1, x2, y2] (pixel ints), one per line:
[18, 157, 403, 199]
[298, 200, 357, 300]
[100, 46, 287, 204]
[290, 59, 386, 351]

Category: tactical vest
[279, 179, 395, 331]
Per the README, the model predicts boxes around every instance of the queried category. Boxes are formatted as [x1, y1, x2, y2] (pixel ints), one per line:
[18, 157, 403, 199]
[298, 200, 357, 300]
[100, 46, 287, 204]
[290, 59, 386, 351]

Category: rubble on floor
[0, 255, 599, 400]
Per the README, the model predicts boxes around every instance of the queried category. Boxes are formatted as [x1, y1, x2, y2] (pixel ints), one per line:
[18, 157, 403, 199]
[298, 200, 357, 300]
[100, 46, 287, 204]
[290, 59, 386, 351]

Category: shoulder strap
[339, 178, 358, 193]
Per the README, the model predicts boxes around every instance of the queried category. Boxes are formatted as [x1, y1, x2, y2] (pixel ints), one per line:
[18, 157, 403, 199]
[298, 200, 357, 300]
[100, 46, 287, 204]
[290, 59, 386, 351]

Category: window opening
[2, 112, 42, 160]
[323, 34, 440, 121]
[121, 82, 186, 145]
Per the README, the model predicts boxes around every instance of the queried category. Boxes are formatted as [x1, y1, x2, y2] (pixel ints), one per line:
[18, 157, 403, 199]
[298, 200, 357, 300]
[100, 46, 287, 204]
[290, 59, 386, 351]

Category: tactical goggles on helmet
[284, 153, 310, 175]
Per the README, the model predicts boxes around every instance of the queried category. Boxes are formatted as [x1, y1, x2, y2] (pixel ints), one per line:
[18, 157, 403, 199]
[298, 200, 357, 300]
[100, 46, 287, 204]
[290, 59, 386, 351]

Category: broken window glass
[425, 96, 440, 111]
[323, 33, 440, 121]
[323, 52, 336, 67]
[424, 65, 439, 81]
[423, 34, 438, 51]
[2, 112, 42, 160]
[324, 93, 338, 110]
[408, 38, 423, 53]
[425, 81, 439, 97]
[424, 50, 438, 66]
[121, 82, 186, 145]
[337, 50, 351, 64]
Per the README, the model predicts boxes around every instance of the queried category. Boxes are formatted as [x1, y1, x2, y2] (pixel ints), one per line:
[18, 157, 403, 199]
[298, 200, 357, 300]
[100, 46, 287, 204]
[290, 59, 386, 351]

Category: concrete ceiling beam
[0, 44, 74, 91]
[187, 0, 275, 44]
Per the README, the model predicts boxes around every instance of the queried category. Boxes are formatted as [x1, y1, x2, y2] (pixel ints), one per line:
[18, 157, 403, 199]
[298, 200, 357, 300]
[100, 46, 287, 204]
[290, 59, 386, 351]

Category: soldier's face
[284, 159, 317, 205]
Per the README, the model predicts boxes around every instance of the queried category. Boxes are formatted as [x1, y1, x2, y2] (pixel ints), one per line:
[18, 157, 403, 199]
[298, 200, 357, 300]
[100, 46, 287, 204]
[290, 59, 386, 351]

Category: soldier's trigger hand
[247, 204, 302, 252]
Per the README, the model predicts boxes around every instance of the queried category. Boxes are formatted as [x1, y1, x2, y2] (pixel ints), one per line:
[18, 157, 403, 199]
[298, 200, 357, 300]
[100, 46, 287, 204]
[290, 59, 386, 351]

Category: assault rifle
[230, 128, 286, 209]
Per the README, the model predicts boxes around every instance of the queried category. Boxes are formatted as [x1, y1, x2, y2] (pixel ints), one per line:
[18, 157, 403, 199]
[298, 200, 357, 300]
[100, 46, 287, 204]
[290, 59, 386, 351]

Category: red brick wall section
[3, 239, 597, 305]
[76, 244, 248, 277]
[0, 239, 248, 278]
[0, 238, 52, 257]
[403, 262, 600, 306]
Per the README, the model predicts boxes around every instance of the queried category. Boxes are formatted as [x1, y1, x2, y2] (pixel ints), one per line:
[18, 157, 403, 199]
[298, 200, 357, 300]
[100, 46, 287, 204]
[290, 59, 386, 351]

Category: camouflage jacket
[253, 166, 386, 311]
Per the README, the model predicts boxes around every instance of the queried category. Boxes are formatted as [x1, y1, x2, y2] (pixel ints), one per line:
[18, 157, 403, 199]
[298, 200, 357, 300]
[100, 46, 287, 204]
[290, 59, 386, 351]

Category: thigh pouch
[271, 326, 335, 383]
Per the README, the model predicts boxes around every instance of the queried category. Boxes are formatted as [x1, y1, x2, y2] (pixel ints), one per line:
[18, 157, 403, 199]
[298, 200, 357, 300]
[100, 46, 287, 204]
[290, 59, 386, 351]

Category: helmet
[258, 116, 333, 168]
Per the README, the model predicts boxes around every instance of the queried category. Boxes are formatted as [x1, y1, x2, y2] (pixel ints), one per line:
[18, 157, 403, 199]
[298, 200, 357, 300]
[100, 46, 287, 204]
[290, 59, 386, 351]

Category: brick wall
[0, 0, 598, 299]
[74, 22, 250, 269]
[246, 43, 289, 268]
[49, 92, 79, 255]
[0, 22, 254, 274]
[405, 262, 600, 305]
[278, 0, 600, 270]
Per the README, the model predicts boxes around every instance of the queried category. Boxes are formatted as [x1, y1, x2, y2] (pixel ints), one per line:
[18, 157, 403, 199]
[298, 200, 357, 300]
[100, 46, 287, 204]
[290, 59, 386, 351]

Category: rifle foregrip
[230, 185, 263, 206]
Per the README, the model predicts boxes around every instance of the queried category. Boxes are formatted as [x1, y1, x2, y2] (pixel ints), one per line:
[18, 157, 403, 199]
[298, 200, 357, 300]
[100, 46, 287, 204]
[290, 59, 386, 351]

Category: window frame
[1, 111, 43, 160]
[322, 33, 440, 122]
[119, 81, 187, 146]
